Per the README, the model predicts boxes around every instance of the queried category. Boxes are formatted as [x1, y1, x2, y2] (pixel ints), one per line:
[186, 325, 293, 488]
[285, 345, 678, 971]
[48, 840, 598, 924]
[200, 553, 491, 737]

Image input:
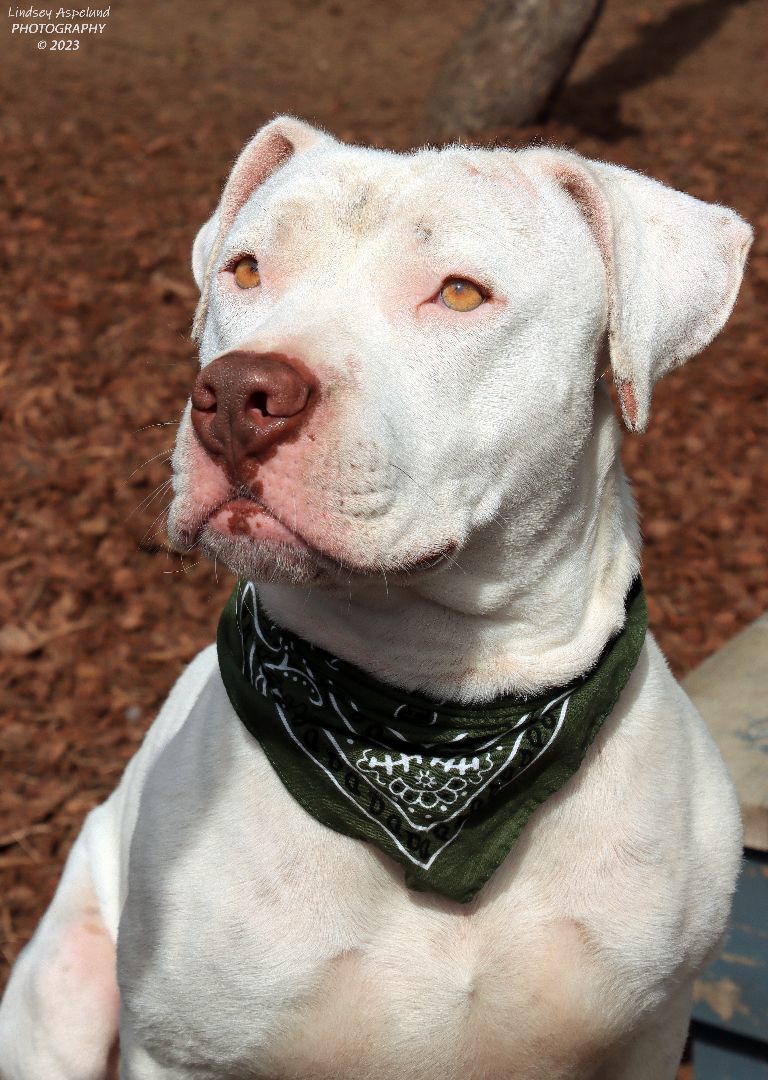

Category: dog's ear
[524, 148, 752, 431]
[191, 116, 330, 340]
[192, 211, 220, 292]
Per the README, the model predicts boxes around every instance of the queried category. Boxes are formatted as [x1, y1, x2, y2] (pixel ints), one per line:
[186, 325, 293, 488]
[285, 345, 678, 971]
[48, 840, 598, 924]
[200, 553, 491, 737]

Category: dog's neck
[258, 389, 641, 704]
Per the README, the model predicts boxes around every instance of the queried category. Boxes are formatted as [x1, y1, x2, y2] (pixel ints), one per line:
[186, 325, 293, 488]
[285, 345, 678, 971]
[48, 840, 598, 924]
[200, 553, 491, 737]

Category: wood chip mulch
[1, 1, 765, 1039]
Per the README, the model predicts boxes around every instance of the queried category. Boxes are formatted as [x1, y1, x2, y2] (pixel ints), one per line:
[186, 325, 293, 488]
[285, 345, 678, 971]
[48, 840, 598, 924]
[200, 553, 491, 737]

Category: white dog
[0, 118, 752, 1080]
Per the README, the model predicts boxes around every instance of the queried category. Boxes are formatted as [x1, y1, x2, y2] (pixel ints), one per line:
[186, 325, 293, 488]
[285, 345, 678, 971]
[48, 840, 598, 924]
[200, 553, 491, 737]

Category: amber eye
[233, 256, 261, 289]
[439, 278, 486, 312]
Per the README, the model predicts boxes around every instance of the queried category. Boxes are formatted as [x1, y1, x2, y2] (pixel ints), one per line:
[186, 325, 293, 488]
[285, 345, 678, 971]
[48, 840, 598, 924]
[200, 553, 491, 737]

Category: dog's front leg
[596, 985, 693, 1080]
[0, 829, 119, 1080]
[114, 1037, 186, 1080]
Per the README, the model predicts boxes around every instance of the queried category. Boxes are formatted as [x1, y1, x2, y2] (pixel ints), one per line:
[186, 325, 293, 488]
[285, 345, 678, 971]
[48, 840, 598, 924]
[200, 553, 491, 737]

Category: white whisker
[125, 448, 174, 481]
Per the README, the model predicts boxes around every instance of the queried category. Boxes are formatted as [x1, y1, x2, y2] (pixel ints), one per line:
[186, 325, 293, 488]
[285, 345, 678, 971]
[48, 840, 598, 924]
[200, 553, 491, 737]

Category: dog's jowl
[0, 118, 752, 1080]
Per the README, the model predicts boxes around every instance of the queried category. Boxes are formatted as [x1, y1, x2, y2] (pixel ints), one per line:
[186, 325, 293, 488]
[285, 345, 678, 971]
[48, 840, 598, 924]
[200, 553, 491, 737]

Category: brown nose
[190, 351, 313, 478]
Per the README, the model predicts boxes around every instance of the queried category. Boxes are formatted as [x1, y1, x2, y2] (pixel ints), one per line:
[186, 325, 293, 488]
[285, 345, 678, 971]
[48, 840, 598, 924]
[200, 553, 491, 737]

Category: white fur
[0, 118, 751, 1079]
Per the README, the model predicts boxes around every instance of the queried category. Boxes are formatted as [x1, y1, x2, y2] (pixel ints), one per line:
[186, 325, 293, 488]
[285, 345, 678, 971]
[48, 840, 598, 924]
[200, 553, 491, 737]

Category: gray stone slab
[684, 613, 768, 852]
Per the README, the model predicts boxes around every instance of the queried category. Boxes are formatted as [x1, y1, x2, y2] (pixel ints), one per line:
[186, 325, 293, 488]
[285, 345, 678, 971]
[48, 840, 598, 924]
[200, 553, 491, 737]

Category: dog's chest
[117, 704, 649, 1079]
[256, 914, 614, 1080]
[120, 840, 615, 1080]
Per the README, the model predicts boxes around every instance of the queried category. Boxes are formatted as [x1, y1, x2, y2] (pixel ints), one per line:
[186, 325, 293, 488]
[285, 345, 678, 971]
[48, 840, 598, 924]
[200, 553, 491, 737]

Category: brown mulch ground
[0, 1, 765, 1067]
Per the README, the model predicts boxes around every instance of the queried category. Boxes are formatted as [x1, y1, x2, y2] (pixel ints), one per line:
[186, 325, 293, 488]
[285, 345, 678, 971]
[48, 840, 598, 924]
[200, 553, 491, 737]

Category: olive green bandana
[217, 579, 647, 903]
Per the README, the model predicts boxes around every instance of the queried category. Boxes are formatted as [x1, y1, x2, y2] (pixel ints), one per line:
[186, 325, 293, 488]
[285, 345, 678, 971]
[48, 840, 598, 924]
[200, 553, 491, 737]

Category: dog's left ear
[191, 116, 331, 340]
[525, 148, 752, 431]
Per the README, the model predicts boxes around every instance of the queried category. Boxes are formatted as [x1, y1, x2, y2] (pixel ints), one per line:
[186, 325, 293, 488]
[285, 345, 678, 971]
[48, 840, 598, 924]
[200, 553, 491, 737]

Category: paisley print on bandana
[218, 579, 647, 902]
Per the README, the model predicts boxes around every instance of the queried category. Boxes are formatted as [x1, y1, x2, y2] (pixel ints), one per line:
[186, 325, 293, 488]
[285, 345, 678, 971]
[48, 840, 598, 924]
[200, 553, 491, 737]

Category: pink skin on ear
[617, 379, 638, 429]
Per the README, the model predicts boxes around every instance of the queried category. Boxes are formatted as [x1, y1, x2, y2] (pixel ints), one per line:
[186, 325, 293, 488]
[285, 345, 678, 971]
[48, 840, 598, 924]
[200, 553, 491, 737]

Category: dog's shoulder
[80, 643, 228, 934]
[118, 642, 225, 803]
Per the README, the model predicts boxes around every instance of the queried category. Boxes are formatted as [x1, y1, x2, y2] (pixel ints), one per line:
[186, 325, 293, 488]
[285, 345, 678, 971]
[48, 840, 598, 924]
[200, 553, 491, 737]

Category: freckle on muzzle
[190, 350, 315, 482]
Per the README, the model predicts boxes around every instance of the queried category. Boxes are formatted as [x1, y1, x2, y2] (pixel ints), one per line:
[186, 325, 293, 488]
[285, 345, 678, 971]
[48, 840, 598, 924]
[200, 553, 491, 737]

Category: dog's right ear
[191, 116, 330, 340]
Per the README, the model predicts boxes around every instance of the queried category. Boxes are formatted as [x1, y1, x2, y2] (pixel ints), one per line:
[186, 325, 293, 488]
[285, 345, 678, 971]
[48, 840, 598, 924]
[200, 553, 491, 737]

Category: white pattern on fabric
[236, 582, 571, 871]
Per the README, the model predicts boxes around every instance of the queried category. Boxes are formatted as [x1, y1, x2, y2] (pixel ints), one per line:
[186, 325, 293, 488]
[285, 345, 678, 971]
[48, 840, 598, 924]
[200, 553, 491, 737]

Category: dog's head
[167, 117, 751, 587]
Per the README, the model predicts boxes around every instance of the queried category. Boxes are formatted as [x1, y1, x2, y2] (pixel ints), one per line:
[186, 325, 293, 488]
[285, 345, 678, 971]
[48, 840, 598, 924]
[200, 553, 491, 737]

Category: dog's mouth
[184, 493, 457, 580]
[205, 496, 309, 549]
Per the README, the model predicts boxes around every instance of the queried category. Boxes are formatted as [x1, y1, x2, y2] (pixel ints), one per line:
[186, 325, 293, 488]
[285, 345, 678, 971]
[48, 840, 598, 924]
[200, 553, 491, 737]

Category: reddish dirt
[0, 1, 765, 1070]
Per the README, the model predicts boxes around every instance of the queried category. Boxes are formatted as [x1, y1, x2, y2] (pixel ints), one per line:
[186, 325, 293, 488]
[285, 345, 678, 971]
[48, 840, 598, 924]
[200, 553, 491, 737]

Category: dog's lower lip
[204, 497, 309, 548]
[312, 540, 458, 578]
[189, 497, 456, 576]
[403, 543, 457, 572]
